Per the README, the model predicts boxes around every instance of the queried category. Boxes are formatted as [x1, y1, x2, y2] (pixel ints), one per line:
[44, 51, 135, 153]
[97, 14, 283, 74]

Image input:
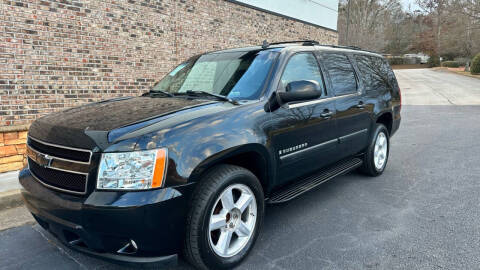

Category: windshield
[151, 50, 278, 100]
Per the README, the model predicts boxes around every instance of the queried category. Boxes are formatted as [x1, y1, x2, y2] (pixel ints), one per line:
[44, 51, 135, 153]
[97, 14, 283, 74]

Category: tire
[359, 124, 390, 176]
[183, 164, 265, 270]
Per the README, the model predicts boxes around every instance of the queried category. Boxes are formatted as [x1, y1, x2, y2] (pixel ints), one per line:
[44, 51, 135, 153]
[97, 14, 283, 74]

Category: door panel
[269, 52, 338, 186]
[321, 52, 371, 158]
[271, 100, 337, 185]
[335, 94, 370, 157]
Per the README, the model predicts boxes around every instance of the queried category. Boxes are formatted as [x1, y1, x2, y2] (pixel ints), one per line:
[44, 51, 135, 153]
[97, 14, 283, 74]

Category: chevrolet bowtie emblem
[39, 153, 53, 168]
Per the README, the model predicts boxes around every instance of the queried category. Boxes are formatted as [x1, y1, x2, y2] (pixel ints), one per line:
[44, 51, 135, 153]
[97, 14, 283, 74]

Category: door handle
[356, 101, 365, 109]
[320, 110, 333, 118]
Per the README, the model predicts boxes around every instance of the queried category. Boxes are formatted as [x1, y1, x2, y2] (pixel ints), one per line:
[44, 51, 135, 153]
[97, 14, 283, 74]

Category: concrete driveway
[1, 69, 480, 269]
[396, 68, 480, 105]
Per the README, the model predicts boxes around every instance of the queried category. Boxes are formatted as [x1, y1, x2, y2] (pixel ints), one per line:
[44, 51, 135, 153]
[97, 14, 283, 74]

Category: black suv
[20, 41, 401, 269]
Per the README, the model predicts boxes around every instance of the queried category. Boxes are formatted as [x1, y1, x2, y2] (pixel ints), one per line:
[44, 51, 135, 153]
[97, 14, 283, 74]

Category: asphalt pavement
[1, 69, 480, 269]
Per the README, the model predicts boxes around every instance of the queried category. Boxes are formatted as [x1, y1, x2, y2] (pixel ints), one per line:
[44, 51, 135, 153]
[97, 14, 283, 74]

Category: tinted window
[280, 53, 325, 94]
[322, 53, 357, 95]
[152, 50, 278, 100]
[354, 55, 394, 92]
[384, 58, 399, 90]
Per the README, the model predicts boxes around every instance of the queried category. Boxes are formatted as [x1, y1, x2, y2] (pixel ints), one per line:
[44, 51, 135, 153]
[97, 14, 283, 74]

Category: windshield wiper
[175, 90, 238, 105]
[141, 90, 174, 97]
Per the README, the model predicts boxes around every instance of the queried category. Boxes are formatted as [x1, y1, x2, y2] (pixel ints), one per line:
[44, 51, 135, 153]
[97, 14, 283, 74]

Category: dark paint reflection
[28, 97, 208, 149]
[135, 102, 271, 186]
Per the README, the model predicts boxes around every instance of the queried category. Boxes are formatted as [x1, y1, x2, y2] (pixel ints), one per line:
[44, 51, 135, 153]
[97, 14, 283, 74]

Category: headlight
[96, 149, 168, 190]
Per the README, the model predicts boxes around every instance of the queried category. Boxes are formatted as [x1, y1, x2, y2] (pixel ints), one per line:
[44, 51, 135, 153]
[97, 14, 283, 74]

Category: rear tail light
[398, 87, 402, 112]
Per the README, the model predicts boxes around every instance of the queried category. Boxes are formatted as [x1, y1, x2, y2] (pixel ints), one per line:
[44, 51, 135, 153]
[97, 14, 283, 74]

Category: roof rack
[315, 44, 379, 54]
[261, 40, 378, 54]
[321, 44, 363, 50]
[261, 40, 319, 48]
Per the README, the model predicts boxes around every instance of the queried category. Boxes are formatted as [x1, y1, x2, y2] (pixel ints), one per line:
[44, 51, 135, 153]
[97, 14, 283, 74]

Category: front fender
[133, 102, 272, 187]
[188, 143, 273, 185]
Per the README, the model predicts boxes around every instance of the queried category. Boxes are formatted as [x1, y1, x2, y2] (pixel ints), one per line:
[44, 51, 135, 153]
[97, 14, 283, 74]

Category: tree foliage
[338, 0, 480, 59]
[441, 61, 460, 67]
[471, 53, 480, 74]
[428, 55, 441, 67]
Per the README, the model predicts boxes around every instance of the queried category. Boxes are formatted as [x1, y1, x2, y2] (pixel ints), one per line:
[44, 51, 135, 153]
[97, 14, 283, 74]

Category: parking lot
[1, 69, 480, 269]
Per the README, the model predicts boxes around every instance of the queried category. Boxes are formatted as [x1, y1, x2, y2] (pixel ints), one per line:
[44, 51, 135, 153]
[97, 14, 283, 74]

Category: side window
[354, 55, 391, 92]
[280, 53, 325, 94]
[382, 58, 399, 90]
[322, 53, 357, 96]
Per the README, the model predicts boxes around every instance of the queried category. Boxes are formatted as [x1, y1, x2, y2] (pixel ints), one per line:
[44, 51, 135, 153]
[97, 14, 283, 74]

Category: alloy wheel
[374, 131, 388, 170]
[208, 183, 257, 258]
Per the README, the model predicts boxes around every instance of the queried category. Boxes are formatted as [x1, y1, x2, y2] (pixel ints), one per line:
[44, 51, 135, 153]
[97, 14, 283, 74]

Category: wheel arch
[375, 111, 393, 135]
[188, 144, 274, 193]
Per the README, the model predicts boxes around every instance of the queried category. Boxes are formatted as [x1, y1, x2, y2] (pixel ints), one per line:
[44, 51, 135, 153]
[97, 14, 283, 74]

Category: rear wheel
[184, 164, 264, 270]
[359, 124, 390, 176]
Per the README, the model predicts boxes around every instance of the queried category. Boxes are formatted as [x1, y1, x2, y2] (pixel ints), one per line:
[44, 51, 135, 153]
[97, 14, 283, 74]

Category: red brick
[0, 145, 17, 157]
[4, 138, 26, 145]
[15, 144, 27, 155]
[0, 154, 23, 164]
[0, 0, 337, 127]
[18, 131, 28, 139]
[3, 132, 18, 140]
[0, 161, 24, 173]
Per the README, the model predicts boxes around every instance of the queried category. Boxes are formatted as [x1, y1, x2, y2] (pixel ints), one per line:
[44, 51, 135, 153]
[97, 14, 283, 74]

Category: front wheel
[359, 124, 390, 176]
[184, 164, 264, 270]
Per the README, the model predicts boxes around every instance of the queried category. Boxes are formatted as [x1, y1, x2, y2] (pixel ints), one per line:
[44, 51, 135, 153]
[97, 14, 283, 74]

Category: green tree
[471, 53, 480, 74]
[428, 54, 441, 67]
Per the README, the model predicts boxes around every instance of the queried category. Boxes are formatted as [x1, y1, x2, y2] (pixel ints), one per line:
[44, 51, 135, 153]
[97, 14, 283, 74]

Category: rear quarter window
[354, 55, 397, 92]
[322, 53, 358, 96]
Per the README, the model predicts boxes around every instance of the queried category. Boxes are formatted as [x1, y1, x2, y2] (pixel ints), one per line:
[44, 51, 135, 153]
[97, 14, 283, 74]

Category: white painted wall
[233, 0, 339, 31]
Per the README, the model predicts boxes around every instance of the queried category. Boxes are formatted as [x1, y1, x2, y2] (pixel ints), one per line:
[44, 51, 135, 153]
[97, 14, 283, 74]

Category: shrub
[454, 58, 469, 66]
[441, 61, 460, 68]
[428, 55, 440, 68]
[471, 53, 480, 74]
[442, 53, 456, 61]
[388, 57, 405, 65]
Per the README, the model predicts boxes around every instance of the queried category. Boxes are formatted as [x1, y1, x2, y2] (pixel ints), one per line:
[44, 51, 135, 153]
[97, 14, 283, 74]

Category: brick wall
[0, 126, 28, 173]
[0, 0, 337, 172]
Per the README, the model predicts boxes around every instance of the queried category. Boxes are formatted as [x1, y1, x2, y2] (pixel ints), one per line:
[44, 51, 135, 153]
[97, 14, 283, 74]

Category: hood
[28, 96, 216, 149]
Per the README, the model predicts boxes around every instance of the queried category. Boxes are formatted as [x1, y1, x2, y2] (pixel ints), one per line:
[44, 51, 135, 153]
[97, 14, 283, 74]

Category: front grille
[28, 158, 87, 193]
[28, 137, 91, 163]
[27, 136, 92, 195]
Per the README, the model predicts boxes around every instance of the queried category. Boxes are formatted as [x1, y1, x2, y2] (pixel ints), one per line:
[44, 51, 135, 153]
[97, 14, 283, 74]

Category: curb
[0, 189, 23, 210]
[434, 67, 480, 80]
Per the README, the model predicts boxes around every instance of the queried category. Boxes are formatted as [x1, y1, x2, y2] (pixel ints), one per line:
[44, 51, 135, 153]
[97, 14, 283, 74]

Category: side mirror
[278, 80, 321, 104]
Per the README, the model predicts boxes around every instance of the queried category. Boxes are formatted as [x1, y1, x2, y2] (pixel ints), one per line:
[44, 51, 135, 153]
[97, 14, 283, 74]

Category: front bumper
[19, 168, 195, 267]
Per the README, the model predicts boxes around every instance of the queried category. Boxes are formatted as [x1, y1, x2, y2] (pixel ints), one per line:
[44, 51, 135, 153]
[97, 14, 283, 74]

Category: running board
[267, 158, 363, 204]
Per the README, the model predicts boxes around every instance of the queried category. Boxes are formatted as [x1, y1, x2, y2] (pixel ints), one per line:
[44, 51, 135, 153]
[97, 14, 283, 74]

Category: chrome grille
[28, 137, 91, 163]
[27, 136, 92, 195]
[27, 158, 87, 193]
